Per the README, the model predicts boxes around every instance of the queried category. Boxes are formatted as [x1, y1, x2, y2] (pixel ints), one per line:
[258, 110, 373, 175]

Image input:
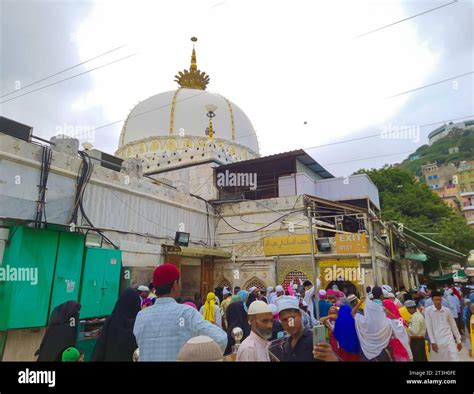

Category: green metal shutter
[0, 226, 59, 329]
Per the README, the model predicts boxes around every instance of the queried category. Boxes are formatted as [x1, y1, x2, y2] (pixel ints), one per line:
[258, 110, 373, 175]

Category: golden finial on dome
[174, 37, 210, 90]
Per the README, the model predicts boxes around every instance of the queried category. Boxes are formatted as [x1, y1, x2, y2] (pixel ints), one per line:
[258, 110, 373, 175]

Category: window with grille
[282, 270, 309, 290]
[243, 277, 266, 291]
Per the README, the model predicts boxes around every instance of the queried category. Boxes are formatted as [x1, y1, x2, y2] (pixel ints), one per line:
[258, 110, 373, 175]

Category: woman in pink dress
[383, 299, 410, 361]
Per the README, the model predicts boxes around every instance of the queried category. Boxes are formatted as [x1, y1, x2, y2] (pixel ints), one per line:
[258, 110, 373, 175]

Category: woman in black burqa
[36, 300, 81, 361]
[91, 288, 141, 361]
[224, 300, 251, 355]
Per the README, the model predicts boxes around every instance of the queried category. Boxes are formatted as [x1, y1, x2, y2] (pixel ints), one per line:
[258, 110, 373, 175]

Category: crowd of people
[35, 265, 474, 362]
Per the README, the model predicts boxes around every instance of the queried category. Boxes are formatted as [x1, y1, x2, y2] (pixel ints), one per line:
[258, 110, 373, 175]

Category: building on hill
[428, 119, 474, 145]
[436, 184, 461, 213]
[421, 162, 457, 191]
[420, 160, 474, 227]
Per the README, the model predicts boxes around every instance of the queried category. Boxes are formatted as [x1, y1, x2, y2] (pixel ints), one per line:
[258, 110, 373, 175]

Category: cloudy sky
[1, 0, 473, 176]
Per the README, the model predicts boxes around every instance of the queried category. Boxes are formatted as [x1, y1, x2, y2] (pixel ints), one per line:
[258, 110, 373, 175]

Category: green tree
[355, 166, 474, 272]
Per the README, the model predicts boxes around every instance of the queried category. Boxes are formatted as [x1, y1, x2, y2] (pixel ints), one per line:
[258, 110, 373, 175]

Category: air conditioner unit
[316, 238, 331, 253]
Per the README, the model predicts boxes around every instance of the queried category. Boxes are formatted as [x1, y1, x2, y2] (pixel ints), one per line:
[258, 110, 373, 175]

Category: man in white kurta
[303, 280, 316, 320]
[236, 301, 272, 361]
[424, 291, 462, 361]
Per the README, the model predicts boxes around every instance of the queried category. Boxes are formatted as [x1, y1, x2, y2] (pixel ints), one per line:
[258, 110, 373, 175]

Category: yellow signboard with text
[335, 233, 368, 254]
[263, 234, 315, 256]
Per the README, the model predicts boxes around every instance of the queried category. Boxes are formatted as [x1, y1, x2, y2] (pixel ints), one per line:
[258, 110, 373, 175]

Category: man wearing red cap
[133, 264, 227, 361]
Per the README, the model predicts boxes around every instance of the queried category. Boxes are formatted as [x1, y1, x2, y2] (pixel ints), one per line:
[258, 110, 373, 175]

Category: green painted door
[79, 247, 122, 319]
[49, 232, 85, 313]
[100, 249, 122, 316]
[79, 248, 105, 319]
[0, 226, 59, 329]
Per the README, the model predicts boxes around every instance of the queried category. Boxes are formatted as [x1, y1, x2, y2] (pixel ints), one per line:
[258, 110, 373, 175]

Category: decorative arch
[216, 277, 232, 291]
[243, 276, 266, 291]
[326, 280, 359, 297]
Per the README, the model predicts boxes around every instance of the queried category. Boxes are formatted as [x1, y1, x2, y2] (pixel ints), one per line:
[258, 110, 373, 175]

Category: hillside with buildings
[396, 120, 474, 227]
[399, 120, 474, 176]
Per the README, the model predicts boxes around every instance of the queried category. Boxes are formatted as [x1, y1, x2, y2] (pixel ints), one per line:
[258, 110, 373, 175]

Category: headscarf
[184, 301, 197, 309]
[354, 298, 392, 360]
[231, 295, 240, 303]
[383, 299, 403, 320]
[36, 301, 81, 361]
[328, 288, 344, 298]
[398, 306, 412, 323]
[91, 288, 141, 361]
[238, 290, 249, 312]
[203, 292, 217, 323]
[245, 293, 257, 310]
[334, 305, 361, 354]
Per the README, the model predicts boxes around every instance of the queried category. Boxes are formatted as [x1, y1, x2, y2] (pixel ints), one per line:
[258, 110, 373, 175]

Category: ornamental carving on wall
[233, 241, 264, 257]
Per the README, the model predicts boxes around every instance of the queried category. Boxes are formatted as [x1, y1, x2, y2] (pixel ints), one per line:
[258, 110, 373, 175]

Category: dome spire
[190, 44, 197, 71]
[174, 37, 210, 90]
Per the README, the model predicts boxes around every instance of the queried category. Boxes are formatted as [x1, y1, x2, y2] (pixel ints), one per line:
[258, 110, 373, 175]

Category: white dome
[118, 88, 259, 154]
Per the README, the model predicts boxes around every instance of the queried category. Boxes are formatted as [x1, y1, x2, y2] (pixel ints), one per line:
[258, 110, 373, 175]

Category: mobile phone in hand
[313, 324, 326, 344]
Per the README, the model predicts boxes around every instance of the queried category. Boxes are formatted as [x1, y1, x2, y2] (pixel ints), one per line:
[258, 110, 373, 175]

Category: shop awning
[405, 252, 428, 262]
[162, 244, 232, 259]
[393, 223, 466, 263]
[431, 270, 467, 281]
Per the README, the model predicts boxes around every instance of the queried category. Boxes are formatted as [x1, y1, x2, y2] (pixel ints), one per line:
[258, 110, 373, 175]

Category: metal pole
[367, 214, 378, 287]
[307, 206, 320, 321]
[406, 260, 413, 289]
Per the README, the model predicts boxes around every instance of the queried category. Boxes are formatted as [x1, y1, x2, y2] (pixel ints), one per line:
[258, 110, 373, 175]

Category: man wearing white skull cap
[236, 301, 273, 361]
[270, 285, 285, 305]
